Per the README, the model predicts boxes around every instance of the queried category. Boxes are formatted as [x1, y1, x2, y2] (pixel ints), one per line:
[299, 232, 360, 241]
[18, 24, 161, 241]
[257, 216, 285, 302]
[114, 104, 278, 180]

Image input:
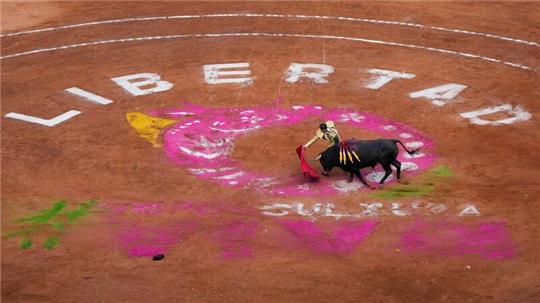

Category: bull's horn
[314, 154, 322, 160]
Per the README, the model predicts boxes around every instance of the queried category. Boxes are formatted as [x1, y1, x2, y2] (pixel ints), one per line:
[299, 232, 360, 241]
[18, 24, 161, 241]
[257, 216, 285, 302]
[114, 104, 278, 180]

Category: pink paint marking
[132, 203, 163, 215]
[149, 102, 436, 196]
[213, 220, 258, 259]
[105, 201, 259, 258]
[400, 220, 516, 259]
[104, 201, 516, 261]
[281, 219, 378, 255]
[119, 222, 198, 257]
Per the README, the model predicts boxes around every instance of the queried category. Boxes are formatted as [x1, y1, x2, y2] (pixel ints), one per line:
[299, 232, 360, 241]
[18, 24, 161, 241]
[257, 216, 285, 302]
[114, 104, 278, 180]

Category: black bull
[317, 139, 420, 188]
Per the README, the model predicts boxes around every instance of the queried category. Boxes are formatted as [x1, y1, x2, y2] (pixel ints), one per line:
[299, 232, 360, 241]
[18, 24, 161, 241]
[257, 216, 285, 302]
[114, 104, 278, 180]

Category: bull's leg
[322, 167, 333, 177]
[347, 171, 354, 183]
[354, 170, 374, 189]
[391, 159, 402, 180]
[379, 163, 393, 184]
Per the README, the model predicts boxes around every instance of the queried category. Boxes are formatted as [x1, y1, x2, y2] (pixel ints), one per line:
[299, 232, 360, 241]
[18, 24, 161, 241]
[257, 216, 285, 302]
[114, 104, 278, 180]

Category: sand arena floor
[1, 1, 540, 302]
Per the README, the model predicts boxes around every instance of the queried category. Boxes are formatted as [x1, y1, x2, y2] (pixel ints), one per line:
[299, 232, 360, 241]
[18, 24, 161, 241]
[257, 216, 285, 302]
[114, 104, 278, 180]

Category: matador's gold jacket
[304, 121, 340, 148]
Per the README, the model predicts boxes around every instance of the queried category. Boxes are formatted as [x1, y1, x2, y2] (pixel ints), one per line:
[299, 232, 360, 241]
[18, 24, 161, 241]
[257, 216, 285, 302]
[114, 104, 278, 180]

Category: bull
[316, 139, 420, 189]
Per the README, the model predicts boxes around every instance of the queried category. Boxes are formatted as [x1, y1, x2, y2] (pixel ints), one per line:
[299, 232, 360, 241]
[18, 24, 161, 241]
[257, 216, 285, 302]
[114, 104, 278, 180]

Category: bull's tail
[393, 140, 420, 155]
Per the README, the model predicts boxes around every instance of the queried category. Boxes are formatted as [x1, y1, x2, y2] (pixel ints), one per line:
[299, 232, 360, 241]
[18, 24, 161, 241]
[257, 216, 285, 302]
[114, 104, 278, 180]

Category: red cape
[296, 145, 320, 179]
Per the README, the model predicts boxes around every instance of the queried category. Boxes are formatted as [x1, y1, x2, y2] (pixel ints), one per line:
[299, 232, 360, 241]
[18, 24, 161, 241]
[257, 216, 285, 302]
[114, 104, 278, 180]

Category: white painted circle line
[0, 33, 533, 71]
[0, 13, 538, 48]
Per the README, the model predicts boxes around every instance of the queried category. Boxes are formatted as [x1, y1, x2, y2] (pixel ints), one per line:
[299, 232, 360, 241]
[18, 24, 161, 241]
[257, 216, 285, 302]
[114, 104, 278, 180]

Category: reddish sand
[1, 2, 539, 302]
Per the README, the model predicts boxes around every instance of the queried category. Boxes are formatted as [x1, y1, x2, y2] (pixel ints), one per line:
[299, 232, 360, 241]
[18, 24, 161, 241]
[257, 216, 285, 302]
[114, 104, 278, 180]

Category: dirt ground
[2, 1, 540, 302]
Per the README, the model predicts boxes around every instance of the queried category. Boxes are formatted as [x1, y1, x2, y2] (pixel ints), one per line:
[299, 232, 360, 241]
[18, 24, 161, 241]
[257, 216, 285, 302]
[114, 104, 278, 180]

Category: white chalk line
[1, 13, 538, 48]
[0, 32, 533, 71]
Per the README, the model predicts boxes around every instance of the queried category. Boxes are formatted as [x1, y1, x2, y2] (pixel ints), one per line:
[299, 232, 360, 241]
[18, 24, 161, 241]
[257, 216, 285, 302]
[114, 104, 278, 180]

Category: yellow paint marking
[126, 112, 178, 147]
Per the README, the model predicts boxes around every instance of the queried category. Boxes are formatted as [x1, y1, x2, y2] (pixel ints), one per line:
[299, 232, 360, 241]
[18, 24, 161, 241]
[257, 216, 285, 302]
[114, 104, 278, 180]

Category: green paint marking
[18, 200, 67, 224]
[370, 165, 453, 199]
[5, 199, 98, 251]
[430, 165, 454, 177]
[66, 199, 97, 224]
[3, 226, 39, 239]
[52, 221, 65, 231]
[371, 185, 433, 199]
[43, 236, 59, 249]
[20, 238, 32, 249]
